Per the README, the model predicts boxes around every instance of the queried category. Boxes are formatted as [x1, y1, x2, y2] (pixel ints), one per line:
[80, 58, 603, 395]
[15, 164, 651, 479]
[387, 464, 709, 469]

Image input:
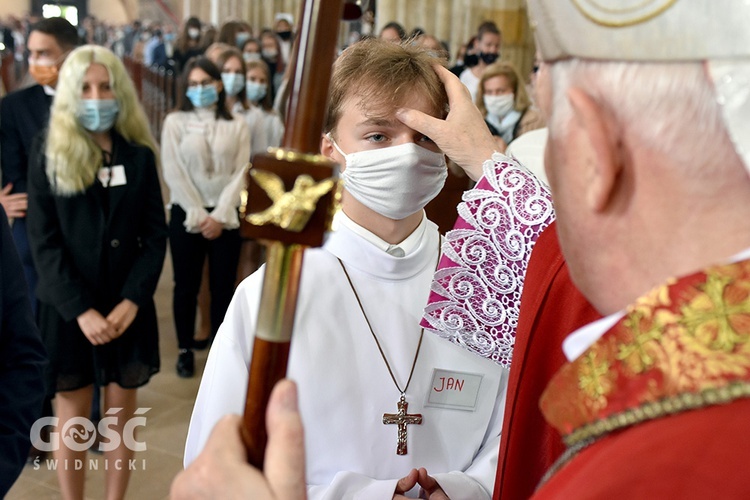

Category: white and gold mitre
[526, 0, 750, 172]
[525, 0, 750, 62]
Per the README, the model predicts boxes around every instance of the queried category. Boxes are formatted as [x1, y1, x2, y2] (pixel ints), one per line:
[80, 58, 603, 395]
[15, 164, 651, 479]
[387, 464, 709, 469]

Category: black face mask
[277, 30, 292, 41]
[480, 52, 499, 65]
[463, 52, 479, 67]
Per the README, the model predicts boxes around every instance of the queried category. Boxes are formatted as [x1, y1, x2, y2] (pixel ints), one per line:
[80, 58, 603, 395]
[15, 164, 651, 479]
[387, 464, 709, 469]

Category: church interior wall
[0, 2, 28, 19]
[3, 0, 535, 82]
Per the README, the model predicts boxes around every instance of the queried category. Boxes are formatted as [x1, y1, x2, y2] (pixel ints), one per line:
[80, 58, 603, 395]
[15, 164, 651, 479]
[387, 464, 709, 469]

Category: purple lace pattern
[422, 154, 555, 367]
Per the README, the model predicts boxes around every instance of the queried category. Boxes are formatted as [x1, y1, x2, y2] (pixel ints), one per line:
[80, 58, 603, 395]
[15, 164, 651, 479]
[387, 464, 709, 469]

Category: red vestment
[533, 259, 750, 498]
[493, 222, 600, 500]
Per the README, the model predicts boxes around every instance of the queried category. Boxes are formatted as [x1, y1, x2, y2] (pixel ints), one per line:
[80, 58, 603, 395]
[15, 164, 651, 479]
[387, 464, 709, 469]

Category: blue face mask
[77, 99, 119, 133]
[236, 32, 251, 48]
[245, 81, 267, 102]
[186, 84, 219, 108]
[221, 73, 245, 97]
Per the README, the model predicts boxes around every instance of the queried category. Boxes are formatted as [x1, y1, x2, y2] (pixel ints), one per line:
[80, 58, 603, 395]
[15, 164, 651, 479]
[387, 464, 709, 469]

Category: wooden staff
[239, 0, 347, 469]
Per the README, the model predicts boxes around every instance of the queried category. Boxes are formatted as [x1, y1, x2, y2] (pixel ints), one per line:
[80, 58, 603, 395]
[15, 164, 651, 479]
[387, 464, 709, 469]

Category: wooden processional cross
[383, 394, 423, 455]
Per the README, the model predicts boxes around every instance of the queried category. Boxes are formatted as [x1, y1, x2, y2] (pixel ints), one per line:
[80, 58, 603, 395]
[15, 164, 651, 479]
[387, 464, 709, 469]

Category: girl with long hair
[475, 61, 545, 149]
[243, 59, 284, 157]
[27, 44, 167, 499]
[160, 56, 249, 378]
[172, 16, 203, 73]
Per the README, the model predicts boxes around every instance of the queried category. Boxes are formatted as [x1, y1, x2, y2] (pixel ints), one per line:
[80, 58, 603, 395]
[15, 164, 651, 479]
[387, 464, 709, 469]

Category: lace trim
[422, 153, 555, 367]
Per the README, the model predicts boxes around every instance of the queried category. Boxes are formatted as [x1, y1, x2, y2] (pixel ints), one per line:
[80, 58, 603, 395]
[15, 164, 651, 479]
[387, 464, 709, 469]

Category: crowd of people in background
[0, 9, 547, 498]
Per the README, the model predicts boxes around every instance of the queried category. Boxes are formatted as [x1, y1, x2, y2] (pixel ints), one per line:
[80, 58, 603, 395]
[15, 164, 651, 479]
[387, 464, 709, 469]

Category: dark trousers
[11, 218, 38, 317]
[169, 205, 241, 350]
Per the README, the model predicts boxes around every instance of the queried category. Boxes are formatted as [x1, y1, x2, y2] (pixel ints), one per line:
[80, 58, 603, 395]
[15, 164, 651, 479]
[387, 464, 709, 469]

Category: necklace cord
[335, 233, 441, 396]
[337, 259, 424, 394]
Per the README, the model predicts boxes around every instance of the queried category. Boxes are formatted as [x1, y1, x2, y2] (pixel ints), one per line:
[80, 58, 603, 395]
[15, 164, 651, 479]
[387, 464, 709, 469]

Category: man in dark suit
[0, 203, 47, 496]
[0, 17, 78, 316]
[0, 17, 78, 464]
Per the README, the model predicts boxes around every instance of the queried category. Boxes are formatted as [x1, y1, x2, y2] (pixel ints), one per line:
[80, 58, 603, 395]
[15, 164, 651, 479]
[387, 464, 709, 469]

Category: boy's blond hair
[324, 38, 448, 135]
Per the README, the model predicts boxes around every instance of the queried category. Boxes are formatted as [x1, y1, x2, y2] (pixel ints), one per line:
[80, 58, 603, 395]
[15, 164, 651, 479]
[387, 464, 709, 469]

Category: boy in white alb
[185, 39, 507, 499]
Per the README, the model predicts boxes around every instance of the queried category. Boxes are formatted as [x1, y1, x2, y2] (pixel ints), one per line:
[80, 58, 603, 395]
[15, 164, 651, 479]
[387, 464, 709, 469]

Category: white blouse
[161, 107, 251, 232]
[238, 104, 285, 157]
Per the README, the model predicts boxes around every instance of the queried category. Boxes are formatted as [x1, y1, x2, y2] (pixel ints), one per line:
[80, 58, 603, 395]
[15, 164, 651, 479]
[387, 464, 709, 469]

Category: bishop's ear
[567, 87, 621, 213]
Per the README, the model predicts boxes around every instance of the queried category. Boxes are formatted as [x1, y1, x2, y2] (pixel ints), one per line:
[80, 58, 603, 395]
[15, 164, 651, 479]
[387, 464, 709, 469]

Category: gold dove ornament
[246, 169, 338, 232]
[238, 0, 345, 468]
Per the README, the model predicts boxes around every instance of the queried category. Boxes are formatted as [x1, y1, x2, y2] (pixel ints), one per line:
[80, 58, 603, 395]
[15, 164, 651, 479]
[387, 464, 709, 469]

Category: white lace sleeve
[421, 153, 555, 367]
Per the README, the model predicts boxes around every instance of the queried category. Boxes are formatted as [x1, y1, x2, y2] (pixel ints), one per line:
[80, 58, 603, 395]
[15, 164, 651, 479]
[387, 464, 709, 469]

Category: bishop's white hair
[547, 59, 737, 177]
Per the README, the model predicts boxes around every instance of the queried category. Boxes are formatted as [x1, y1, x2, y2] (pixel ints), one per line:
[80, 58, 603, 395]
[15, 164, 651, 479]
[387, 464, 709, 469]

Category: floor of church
[8, 250, 204, 499]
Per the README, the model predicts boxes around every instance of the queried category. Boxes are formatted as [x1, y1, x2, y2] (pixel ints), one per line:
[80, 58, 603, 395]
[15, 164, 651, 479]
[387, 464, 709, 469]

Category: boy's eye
[366, 134, 387, 143]
[419, 135, 435, 144]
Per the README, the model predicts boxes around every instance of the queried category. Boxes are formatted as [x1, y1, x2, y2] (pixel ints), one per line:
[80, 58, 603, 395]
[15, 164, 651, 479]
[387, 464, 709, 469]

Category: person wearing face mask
[0, 17, 79, 317]
[216, 47, 247, 115]
[241, 38, 263, 64]
[476, 61, 545, 151]
[259, 28, 285, 99]
[217, 20, 253, 50]
[173, 17, 204, 74]
[214, 51, 278, 313]
[242, 37, 278, 104]
[26, 45, 167, 500]
[242, 59, 284, 157]
[273, 13, 294, 63]
[459, 21, 501, 102]
[0, 18, 80, 465]
[185, 39, 506, 500]
[160, 57, 250, 378]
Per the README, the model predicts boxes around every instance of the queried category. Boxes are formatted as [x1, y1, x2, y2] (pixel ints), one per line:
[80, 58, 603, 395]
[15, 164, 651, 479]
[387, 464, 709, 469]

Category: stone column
[210, 0, 219, 27]
[375, 0, 397, 35]
[434, 0, 451, 48]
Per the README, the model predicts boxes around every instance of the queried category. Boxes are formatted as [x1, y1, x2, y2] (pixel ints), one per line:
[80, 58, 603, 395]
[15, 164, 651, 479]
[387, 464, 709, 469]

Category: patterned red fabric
[533, 398, 750, 499]
[534, 259, 750, 498]
[541, 260, 750, 436]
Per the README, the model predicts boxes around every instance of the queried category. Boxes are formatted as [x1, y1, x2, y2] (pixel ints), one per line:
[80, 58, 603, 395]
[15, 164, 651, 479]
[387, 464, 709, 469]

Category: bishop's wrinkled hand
[396, 64, 497, 182]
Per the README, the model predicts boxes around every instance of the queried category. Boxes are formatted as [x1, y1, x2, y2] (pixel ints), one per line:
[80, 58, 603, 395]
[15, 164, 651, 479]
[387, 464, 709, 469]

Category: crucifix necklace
[338, 259, 424, 455]
[336, 236, 440, 455]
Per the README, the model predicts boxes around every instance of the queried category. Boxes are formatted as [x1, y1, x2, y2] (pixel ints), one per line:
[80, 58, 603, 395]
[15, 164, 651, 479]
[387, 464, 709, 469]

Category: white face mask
[330, 137, 447, 220]
[484, 93, 515, 118]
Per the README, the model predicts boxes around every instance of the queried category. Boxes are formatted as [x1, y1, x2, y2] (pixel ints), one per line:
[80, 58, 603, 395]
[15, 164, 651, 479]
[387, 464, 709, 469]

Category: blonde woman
[475, 61, 545, 149]
[27, 45, 167, 499]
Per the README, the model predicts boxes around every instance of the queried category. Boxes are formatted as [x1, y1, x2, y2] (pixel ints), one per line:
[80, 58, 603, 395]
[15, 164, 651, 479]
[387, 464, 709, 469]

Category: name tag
[110, 165, 127, 186]
[98, 165, 127, 187]
[425, 369, 483, 411]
